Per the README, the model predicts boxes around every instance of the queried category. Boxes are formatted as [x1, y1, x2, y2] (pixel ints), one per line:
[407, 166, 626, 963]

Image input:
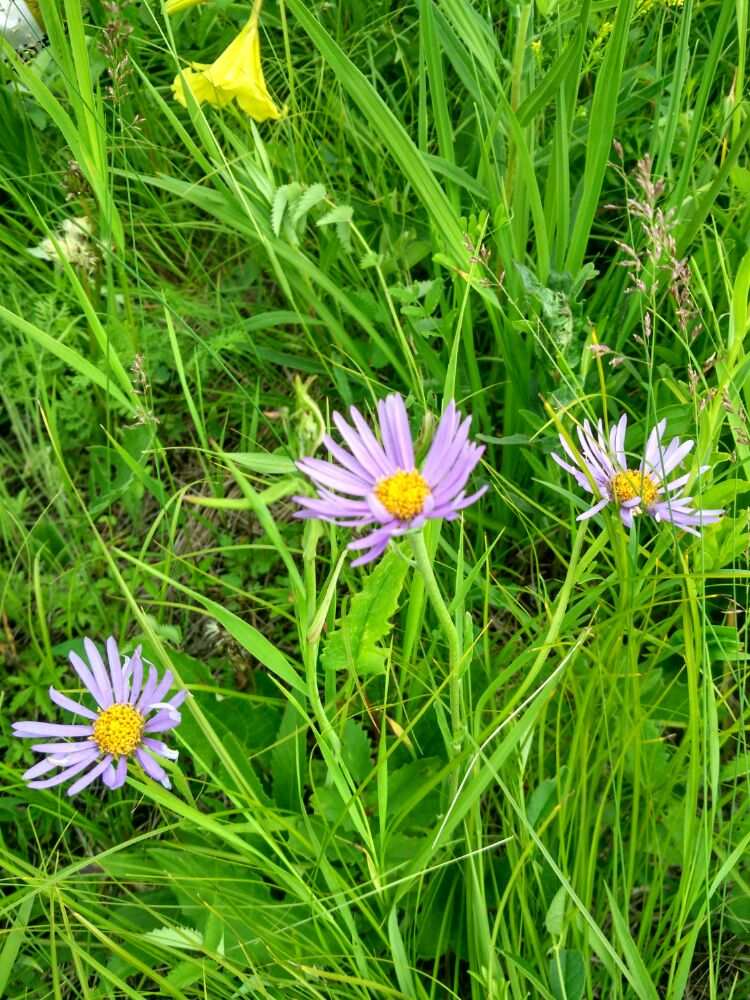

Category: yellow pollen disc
[93, 704, 144, 757]
[611, 470, 658, 507]
[374, 469, 431, 521]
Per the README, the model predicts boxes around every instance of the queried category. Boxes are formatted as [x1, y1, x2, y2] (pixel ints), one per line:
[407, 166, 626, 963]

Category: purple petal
[551, 451, 596, 493]
[13, 721, 94, 738]
[136, 665, 158, 712]
[106, 636, 125, 702]
[643, 419, 668, 470]
[350, 536, 391, 567]
[23, 757, 61, 781]
[144, 711, 181, 733]
[430, 485, 488, 517]
[48, 686, 97, 720]
[145, 670, 174, 710]
[102, 755, 128, 789]
[576, 497, 610, 521]
[424, 415, 471, 489]
[143, 737, 179, 761]
[322, 434, 375, 482]
[27, 750, 99, 789]
[68, 650, 105, 706]
[30, 740, 96, 755]
[135, 748, 171, 788]
[378, 395, 414, 469]
[297, 457, 371, 496]
[126, 647, 144, 705]
[167, 689, 188, 710]
[348, 407, 395, 476]
[333, 411, 392, 478]
[421, 403, 459, 482]
[83, 638, 113, 708]
[67, 756, 112, 797]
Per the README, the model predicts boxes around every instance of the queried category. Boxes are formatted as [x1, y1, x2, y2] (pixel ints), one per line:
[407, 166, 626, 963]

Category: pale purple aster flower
[294, 393, 487, 566]
[13, 637, 187, 796]
[552, 413, 723, 535]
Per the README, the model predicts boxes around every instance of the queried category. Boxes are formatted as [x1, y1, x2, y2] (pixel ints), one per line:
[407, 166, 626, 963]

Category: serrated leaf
[342, 720, 372, 783]
[317, 204, 353, 227]
[290, 182, 327, 227]
[143, 926, 204, 952]
[271, 182, 301, 237]
[321, 549, 409, 675]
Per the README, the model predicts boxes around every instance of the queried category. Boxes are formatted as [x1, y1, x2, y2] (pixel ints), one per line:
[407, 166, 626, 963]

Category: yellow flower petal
[165, 0, 207, 14]
[171, 13, 283, 122]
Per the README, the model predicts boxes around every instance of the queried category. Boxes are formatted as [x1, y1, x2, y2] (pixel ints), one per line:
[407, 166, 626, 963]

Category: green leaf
[290, 183, 327, 228]
[546, 886, 566, 938]
[549, 949, 585, 1000]
[321, 549, 409, 675]
[341, 720, 372, 784]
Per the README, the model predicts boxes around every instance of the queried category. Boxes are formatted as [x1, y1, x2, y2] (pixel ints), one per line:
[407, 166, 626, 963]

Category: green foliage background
[1, 0, 750, 996]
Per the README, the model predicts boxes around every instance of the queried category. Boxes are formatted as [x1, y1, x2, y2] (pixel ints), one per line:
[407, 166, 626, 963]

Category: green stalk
[410, 530, 463, 756]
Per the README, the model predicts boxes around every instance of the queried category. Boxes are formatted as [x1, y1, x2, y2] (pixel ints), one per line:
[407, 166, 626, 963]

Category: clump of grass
[1, 1, 749, 998]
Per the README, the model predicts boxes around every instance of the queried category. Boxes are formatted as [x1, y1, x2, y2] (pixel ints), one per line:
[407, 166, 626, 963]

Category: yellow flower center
[93, 704, 144, 757]
[611, 470, 658, 507]
[374, 470, 431, 521]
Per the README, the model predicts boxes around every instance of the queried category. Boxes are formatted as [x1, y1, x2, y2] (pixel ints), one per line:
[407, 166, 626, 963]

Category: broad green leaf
[549, 949, 585, 1000]
[321, 550, 409, 675]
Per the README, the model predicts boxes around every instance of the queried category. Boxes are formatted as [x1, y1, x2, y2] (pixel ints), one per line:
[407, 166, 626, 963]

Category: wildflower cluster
[13, 390, 723, 800]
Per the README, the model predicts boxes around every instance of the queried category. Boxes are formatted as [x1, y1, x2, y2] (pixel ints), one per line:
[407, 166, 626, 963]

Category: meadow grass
[1, 0, 749, 997]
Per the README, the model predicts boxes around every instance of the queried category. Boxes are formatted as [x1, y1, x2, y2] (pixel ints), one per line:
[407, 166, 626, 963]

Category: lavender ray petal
[145, 670, 174, 710]
[136, 665, 158, 712]
[106, 636, 125, 703]
[68, 650, 105, 706]
[101, 762, 117, 788]
[144, 712, 181, 733]
[350, 536, 391, 567]
[110, 755, 128, 789]
[377, 398, 401, 467]
[135, 748, 171, 788]
[425, 416, 472, 488]
[333, 412, 392, 478]
[620, 506, 635, 528]
[575, 497, 610, 521]
[127, 647, 144, 705]
[297, 458, 371, 496]
[643, 419, 668, 469]
[348, 407, 394, 475]
[421, 403, 459, 482]
[143, 737, 179, 761]
[83, 638, 113, 708]
[551, 451, 595, 493]
[67, 756, 112, 797]
[387, 394, 415, 469]
[27, 750, 99, 789]
[167, 689, 188, 710]
[348, 523, 398, 551]
[30, 740, 96, 754]
[322, 434, 374, 482]
[13, 721, 94, 738]
[23, 757, 61, 781]
[48, 687, 97, 720]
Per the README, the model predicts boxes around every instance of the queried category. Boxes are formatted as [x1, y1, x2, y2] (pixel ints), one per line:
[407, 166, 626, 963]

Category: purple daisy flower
[294, 393, 487, 566]
[552, 413, 723, 535]
[12, 637, 187, 796]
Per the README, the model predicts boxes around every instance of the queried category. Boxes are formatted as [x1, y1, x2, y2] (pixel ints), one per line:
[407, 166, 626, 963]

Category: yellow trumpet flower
[171, 8, 283, 122]
[164, 0, 206, 14]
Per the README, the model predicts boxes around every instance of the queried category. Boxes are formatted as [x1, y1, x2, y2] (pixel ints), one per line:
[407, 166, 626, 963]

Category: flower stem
[410, 531, 463, 754]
